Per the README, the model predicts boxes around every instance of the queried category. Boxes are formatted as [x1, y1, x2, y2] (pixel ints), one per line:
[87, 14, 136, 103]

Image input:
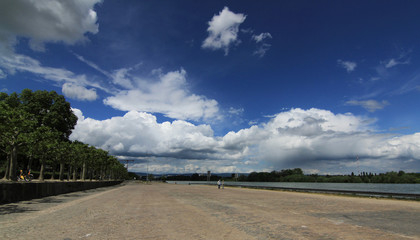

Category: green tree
[69, 141, 85, 181]
[0, 94, 36, 180]
[20, 89, 78, 139]
[0, 90, 77, 181]
[56, 140, 71, 181]
[29, 126, 61, 181]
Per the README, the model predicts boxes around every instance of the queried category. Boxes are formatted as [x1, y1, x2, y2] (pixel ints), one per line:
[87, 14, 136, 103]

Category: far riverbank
[168, 181, 420, 199]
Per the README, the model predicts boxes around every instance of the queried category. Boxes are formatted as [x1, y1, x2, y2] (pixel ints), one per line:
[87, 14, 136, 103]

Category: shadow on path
[0, 204, 38, 215]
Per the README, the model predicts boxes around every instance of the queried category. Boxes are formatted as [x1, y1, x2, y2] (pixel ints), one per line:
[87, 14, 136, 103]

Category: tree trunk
[68, 165, 71, 181]
[3, 154, 11, 180]
[82, 160, 86, 181]
[101, 166, 106, 180]
[39, 163, 45, 181]
[50, 164, 56, 180]
[8, 145, 18, 181]
[59, 162, 64, 181]
[72, 166, 77, 181]
[27, 156, 33, 172]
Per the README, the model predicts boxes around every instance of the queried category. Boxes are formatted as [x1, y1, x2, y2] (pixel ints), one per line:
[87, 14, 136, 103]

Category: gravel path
[1, 181, 419, 240]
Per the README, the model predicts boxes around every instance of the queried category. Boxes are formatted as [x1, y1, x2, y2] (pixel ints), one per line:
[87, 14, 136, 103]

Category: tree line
[0, 89, 128, 181]
[241, 168, 420, 183]
[164, 173, 221, 181]
[161, 168, 420, 183]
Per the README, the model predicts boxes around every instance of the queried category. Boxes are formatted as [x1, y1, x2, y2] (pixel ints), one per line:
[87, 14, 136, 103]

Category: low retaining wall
[0, 180, 123, 204]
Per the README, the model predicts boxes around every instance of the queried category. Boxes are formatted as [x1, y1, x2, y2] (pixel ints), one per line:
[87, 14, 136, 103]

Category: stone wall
[0, 181, 123, 204]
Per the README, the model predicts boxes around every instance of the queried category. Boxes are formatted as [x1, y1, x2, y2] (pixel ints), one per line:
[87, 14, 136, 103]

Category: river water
[167, 181, 420, 194]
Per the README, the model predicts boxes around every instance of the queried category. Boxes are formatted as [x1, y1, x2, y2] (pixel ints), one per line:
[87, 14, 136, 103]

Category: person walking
[217, 179, 221, 189]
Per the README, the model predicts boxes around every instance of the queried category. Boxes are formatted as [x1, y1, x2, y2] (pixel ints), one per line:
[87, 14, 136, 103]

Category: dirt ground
[0, 181, 419, 240]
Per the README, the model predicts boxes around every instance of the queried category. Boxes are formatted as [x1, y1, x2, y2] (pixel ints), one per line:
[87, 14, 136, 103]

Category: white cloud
[255, 108, 420, 173]
[337, 59, 357, 73]
[385, 59, 399, 68]
[0, 0, 103, 101]
[70, 109, 243, 162]
[0, 53, 107, 100]
[72, 55, 220, 121]
[0, 69, 6, 79]
[384, 58, 410, 68]
[228, 107, 244, 115]
[111, 68, 135, 89]
[346, 100, 389, 112]
[384, 51, 411, 68]
[70, 107, 420, 174]
[62, 82, 97, 101]
[73, 53, 111, 78]
[104, 68, 220, 121]
[251, 32, 272, 58]
[253, 43, 272, 58]
[0, 0, 101, 52]
[252, 32, 272, 43]
[1, 53, 83, 83]
[202, 7, 246, 55]
[391, 72, 420, 96]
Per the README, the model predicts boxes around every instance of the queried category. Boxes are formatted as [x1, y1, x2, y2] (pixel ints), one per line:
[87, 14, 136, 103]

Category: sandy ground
[0, 181, 419, 240]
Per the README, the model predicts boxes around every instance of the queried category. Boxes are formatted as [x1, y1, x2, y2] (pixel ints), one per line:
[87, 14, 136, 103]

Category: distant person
[27, 170, 33, 181]
[217, 179, 221, 189]
[19, 170, 24, 181]
[222, 180, 224, 189]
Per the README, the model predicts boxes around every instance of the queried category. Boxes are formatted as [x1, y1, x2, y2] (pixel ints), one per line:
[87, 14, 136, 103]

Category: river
[167, 181, 420, 194]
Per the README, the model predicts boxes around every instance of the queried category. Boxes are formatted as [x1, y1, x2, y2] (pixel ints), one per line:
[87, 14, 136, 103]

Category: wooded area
[241, 168, 420, 183]
[164, 168, 420, 183]
[0, 89, 128, 181]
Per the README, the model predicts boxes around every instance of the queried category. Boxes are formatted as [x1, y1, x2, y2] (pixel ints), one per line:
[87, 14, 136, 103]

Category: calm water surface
[167, 181, 420, 194]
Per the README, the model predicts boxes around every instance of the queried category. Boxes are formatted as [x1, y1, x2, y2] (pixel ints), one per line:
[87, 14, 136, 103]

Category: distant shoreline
[169, 181, 420, 200]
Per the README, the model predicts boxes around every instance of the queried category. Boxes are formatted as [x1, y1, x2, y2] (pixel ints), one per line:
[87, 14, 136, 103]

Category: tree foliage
[0, 89, 128, 181]
[240, 168, 420, 183]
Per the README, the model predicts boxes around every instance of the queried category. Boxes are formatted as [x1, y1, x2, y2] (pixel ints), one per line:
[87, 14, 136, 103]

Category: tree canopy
[0, 89, 128, 181]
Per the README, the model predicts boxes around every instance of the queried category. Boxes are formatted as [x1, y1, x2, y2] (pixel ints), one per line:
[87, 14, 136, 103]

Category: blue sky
[1, 0, 420, 174]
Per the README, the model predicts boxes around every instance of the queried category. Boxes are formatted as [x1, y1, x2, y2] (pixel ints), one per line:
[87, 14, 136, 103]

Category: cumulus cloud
[0, 0, 101, 52]
[104, 68, 220, 121]
[346, 100, 389, 112]
[62, 83, 97, 101]
[72, 55, 219, 121]
[202, 7, 246, 55]
[70, 107, 420, 174]
[254, 108, 419, 173]
[71, 54, 220, 121]
[70, 109, 243, 162]
[337, 59, 357, 73]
